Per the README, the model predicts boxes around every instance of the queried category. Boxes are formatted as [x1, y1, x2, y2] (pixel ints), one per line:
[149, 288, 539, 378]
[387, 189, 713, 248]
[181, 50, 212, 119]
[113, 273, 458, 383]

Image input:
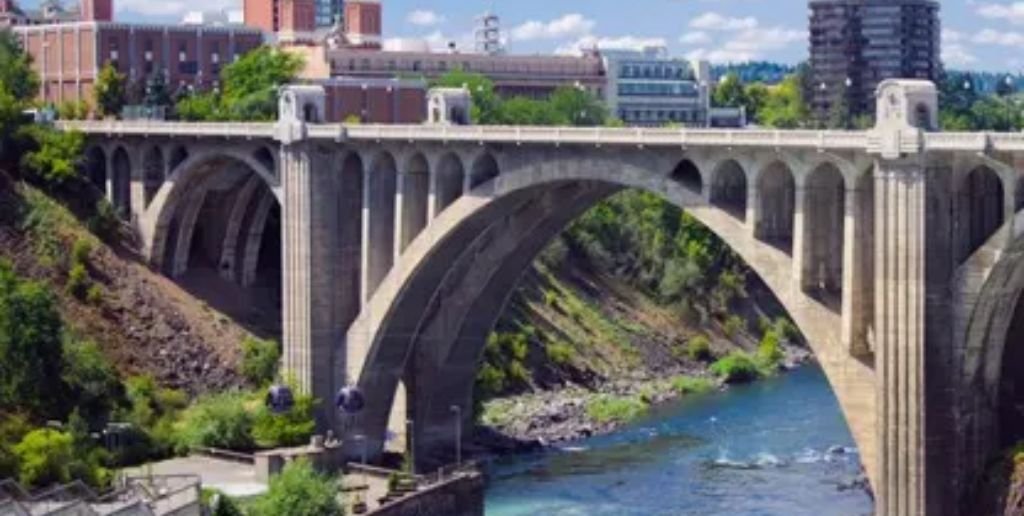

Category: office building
[601, 47, 711, 127]
[808, 0, 941, 119]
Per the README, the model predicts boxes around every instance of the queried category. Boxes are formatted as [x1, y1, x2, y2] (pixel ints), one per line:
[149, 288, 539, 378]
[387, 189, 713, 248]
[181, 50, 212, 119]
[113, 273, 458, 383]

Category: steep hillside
[0, 174, 252, 395]
[474, 191, 808, 446]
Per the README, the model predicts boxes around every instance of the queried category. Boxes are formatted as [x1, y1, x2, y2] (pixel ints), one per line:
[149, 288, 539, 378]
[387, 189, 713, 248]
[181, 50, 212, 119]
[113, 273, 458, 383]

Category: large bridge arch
[955, 202, 1024, 504]
[343, 145, 875, 486]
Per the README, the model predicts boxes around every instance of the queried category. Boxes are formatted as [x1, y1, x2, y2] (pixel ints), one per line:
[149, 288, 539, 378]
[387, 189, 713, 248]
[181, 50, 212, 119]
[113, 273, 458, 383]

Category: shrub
[672, 376, 714, 395]
[585, 395, 647, 424]
[241, 337, 280, 386]
[251, 395, 316, 449]
[174, 391, 254, 452]
[205, 490, 244, 516]
[475, 363, 505, 399]
[757, 330, 785, 369]
[546, 341, 575, 365]
[62, 337, 123, 427]
[0, 261, 67, 419]
[13, 428, 74, 488]
[0, 413, 31, 478]
[710, 352, 761, 384]
[58, 100, 90, 120]
[22, 127, 85, 186]
[722, 315, 745, 339]
[250, 459, 342, 516]
[85, 285, 103, 305]
[66, 263, 90, 299]
[685, 335, 713, 361]
[87, 199, 120, 241]
[506, 360, 530, 386]
[70, 238, 93, 267]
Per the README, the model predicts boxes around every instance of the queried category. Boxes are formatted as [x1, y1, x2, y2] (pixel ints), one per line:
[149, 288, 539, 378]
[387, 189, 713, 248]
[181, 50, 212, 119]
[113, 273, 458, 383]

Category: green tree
[548, 86, 607, 126]
[21, 127, 85, 186]
[250, 459, 342, 516]
[219, 47, 303, 121]
[94, 64, 126, 118]
[757, 75, 809, 129]
[0, 30, 40, 102]
[433, 70, 502, 124]
[0, 261, 67, 418]
[713, 73, 746, 108]
[497, 97, 561, 125]
[175, 92, 220, 121]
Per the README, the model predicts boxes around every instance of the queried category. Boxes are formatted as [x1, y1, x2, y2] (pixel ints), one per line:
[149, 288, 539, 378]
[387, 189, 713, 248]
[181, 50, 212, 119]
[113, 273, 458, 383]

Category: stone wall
[368, 472, 484, 516]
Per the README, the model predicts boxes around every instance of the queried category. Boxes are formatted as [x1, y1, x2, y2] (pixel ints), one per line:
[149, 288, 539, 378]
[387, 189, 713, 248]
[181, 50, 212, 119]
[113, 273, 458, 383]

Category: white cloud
[944, 43, 978, 66]
[973, 28, 1024, 47]
[406, 9, 444, 27]
[556, 35, 667, 55]
[689, 12, 758, 31]
[685, 26, 804, 63]
[976, 2, 1024, 25]
[510, 13, 596, 41]
[942, 29, 977, 65]
[679, 31, 712, 45]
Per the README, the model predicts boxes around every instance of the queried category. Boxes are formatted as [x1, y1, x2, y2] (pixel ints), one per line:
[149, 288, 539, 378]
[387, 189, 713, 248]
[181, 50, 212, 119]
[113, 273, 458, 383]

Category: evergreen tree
[94, 64, 126, 118]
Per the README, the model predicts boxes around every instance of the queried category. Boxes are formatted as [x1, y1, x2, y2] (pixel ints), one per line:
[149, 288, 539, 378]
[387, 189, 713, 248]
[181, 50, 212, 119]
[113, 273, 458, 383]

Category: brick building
[322, 77, 425, 123]
[15, 22, 263, 107]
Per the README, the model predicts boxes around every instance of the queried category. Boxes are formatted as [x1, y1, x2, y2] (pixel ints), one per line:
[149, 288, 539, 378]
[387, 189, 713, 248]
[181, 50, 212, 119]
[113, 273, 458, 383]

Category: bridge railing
[61, 119, 1024, 154]
[57, 120, 276, 139]
[334, 124, 873, 150]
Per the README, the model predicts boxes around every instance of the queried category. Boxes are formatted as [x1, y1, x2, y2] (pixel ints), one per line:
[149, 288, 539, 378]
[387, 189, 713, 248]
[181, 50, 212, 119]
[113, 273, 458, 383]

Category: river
[484, 365, 874, 515]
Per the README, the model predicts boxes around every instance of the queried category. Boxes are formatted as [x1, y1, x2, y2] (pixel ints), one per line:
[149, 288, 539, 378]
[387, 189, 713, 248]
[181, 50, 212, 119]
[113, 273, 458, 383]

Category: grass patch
[585, 395, 647, 424]
[671, 375, 715, 395]
[545, 340, 576, 365]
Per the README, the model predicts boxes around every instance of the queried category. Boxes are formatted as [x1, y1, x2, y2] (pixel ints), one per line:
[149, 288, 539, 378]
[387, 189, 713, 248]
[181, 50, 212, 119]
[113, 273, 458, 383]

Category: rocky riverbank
[471, 345, 812, 455]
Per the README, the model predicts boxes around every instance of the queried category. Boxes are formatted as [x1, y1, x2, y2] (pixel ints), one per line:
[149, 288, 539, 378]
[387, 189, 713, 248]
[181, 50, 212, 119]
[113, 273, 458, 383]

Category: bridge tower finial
[275, 84, 327, 144]
[871, 79, 938, 159]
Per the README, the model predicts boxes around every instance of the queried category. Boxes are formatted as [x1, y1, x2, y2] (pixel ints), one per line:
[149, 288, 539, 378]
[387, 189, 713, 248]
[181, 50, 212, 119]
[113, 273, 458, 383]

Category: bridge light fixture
[450, 405, 462, 467]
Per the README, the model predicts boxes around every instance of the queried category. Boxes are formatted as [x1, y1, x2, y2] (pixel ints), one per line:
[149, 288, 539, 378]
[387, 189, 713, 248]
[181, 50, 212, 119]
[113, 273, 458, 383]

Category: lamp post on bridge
[450, 405, 462, 467]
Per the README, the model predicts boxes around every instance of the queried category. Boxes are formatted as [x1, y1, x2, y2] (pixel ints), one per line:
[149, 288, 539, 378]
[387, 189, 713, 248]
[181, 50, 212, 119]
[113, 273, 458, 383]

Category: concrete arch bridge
[59, 81, 1024, 515]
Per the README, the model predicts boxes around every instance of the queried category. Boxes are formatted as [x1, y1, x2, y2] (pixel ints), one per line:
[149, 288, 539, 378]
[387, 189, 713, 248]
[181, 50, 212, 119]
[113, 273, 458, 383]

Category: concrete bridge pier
[280, 140, 346, 429]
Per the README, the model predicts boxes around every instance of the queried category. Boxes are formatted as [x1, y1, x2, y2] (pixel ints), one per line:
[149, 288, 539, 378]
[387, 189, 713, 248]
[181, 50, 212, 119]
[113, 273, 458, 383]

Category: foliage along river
[484, 365, 874, 515]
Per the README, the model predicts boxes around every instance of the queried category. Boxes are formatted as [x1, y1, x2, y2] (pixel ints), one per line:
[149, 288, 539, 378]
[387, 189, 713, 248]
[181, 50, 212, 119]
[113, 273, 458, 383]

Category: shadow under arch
[344, 148, 874, 487]
[145, 150, 283, 336]
[957, 204, 1024, 502]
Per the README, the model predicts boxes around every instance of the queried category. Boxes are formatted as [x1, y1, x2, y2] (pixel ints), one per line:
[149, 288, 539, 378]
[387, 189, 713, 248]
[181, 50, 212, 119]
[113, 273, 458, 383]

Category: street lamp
[450, 405, 462, 467]
[406, 419, 415, 474]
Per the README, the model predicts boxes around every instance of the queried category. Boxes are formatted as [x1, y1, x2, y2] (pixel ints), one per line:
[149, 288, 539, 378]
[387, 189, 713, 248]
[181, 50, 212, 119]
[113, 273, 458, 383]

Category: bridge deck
[57, 120, 1024, 154]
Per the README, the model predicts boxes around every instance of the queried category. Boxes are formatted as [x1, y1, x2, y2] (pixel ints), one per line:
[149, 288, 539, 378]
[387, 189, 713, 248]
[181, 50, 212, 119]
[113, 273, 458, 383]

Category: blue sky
[22, 0, 1024, 72]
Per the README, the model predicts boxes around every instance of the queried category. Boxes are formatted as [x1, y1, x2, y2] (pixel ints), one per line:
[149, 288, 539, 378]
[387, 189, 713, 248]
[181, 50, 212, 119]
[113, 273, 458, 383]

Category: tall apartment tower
[475, 11, 504, 55]
[343, 0, 381, 49]
[808, 0, 940, 120]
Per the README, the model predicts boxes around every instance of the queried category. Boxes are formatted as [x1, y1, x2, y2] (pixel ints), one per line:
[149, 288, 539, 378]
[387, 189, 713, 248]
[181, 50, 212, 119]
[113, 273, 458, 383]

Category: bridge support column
[281, 143, 343, 429]
[791, 186, 809, 289]
[843, 180, 873, 356]
[869, 79, 959, 516]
